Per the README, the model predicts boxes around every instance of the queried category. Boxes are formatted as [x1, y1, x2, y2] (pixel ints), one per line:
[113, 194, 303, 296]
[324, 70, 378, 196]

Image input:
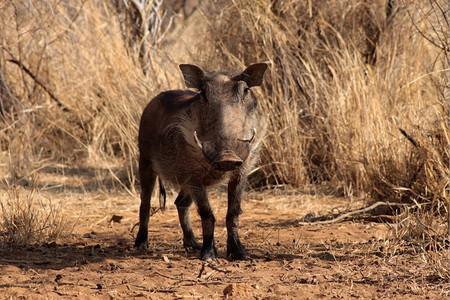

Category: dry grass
[383, 204, 449, 280]
[0, 0, 166, 190]
[0, 179, 71, 246]
[209, 0, 448, 200]
[1, 0, 446, 201]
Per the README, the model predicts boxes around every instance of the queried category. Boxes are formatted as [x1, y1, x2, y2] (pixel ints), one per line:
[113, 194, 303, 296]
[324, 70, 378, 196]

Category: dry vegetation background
[0, 0, 448, 290]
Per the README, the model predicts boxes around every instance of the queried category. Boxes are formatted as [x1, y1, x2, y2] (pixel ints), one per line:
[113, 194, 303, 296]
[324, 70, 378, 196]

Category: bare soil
[0, 182, 447, 299]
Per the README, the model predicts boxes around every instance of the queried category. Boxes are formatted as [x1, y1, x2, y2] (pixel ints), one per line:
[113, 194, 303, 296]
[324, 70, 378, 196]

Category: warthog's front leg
[135, 159, 157, 250]
[226, 174, 247, 260]
[175, 187, 201, 250]
[190, 186, 217, 260]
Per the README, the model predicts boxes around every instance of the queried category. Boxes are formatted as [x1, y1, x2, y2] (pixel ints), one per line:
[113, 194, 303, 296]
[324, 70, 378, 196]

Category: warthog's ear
[236, 63, 268, 87]
[179, 64, 205, 89]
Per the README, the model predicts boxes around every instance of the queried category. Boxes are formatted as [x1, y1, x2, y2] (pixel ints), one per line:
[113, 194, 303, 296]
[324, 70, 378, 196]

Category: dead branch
[130, 284, 176, 293]
[7, 59, 69, 112]
[130, 208, 161, 234]
[399, 128, 418, 147]
[297, 202, 408, 225]
[197, 261, 231, 278]
[153, 270, 197, 284]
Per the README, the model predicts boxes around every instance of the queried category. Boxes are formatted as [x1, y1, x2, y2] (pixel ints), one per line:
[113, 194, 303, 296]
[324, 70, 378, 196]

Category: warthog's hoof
[134, 240, 149, 250]
[183, 238, 201, 250]
[200, 246, 218, 260]
[227, 250, 247, 261]
[135, 231, 149, 250]
[227, 241, 247, 260]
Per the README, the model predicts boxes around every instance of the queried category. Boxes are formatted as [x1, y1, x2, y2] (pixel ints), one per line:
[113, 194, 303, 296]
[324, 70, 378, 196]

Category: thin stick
[201, 261, 231, 277]
[7, 59, 69, 111]
[197, 262, 206, 278]
[297, 202, 407, 225]
[131, 284, 176, 293]
[154, 271, 197, 283]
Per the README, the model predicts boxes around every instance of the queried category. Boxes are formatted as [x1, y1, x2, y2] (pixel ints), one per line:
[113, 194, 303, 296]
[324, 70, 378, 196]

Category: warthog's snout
[194, 129, 256, 171]
[212, 155, 243, 171]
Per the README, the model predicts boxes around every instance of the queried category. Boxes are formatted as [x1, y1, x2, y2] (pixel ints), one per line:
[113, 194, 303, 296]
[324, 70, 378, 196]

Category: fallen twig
[154, 270, 196, 283]
[297, 202, 407, 225]
[197, 261, 231, 278]
[130, 208, 161, 234]
[131, 284, 176, 293]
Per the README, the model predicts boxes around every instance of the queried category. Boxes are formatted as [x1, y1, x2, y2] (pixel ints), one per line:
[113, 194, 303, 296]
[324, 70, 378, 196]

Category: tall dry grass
[209, 0, 448, 204]
[0, 0, 176, 192]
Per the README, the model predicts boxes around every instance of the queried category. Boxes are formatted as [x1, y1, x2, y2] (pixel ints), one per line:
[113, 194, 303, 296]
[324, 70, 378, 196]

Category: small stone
[109, 215, 123, 223]
[223, 283, 253, 297]
[162, 255, 170, 263]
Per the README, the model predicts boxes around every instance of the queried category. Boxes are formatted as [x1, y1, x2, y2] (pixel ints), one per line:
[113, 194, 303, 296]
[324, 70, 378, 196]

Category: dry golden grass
[0, 0, 166, 189]
[0, 178, 71, 246]
[384, 203, 449, 281]
[1, 0, 446, 200]
[210, 0, 448, 200]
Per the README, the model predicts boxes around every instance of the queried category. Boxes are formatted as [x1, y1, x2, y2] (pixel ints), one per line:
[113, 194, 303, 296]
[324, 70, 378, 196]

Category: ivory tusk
[193, 131, 203, 150]
[249, 128, 256, 143]
[238, 128, 257, 143]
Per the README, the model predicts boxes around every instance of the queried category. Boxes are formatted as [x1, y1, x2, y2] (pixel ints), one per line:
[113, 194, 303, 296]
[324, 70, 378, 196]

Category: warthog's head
[179, 63, 268, 172]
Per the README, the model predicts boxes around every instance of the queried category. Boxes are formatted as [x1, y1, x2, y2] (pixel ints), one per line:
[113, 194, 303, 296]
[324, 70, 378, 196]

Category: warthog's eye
[198, 87, 208, 102]
[240, 87, 251, 104]
[237, 128, 256, 144]
[200, 91, 206, 100]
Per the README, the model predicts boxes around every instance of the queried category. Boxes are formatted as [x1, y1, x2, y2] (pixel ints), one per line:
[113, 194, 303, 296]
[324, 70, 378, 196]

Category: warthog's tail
[158, 177, 166, 211]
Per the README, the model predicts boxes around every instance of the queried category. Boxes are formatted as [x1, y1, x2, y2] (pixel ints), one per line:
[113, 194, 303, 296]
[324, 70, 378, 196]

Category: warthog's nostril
[213, 158, 243, 171]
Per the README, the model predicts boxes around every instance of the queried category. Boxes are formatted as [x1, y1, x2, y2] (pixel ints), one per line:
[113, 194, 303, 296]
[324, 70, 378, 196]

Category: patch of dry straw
[0, 179, 71, 246]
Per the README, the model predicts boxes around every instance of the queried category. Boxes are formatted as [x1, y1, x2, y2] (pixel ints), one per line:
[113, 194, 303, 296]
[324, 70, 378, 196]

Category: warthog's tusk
[249, 128, 256, 143]
[193, 131, 203, 150]
[238, 128, 257, 143]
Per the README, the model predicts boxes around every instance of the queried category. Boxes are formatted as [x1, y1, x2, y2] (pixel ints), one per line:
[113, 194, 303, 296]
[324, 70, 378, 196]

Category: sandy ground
[0, 180, 447, 300]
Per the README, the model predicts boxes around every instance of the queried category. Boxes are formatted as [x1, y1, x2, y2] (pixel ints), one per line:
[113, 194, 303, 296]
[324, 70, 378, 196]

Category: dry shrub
[113, 0, 177, 74]
[0, 180, 71, 246]
[384, 204, 449, 281]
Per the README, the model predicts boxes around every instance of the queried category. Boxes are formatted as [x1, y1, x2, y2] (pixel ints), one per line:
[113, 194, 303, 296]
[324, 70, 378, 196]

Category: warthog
[135, 63, 268, 260]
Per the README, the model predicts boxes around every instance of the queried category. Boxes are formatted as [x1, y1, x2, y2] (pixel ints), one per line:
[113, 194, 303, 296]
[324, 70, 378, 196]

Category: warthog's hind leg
[175, 187, 201, 250]
[135, 159, 157, 250]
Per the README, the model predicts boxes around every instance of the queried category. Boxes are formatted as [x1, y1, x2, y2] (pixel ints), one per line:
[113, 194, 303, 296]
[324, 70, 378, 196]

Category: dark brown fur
[135, 63, 267, 260]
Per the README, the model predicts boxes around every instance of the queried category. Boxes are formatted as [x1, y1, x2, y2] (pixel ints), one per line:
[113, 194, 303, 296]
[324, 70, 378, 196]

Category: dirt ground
[0, 180, 447, 299]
